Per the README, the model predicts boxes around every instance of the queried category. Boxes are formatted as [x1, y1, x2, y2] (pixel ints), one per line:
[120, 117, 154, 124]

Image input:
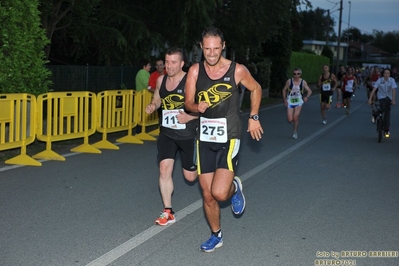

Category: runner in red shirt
[341, 67, 357, 115]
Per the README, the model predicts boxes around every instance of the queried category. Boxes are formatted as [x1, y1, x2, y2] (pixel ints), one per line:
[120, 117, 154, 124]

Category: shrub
[289, 52, 329, 83]
[0, 0, 51, 95]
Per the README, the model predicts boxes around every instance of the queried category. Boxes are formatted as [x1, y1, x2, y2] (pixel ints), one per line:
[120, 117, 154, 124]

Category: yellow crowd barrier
[93, 90, 143, 149]
[33, 91, 100, 161]
[0, 93, 40, 166]
[0, 89, 163, 167]
[135, 90, 159, 141]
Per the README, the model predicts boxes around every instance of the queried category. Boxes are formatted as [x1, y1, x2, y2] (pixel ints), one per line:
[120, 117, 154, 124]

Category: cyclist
[368, 68, 397, 137]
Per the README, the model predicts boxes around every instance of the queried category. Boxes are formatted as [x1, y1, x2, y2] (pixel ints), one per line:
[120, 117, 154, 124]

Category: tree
[39, 0, 76, 59]
[341, 27, 362, 42]
[299, 7, 335, 41]
[213, 0, 270, 61]
[41, 0, 158, 65]
[262, 0, 293, 94]
[291, 0, 313, 51]
[321, 46, 333, 65]
[0, 0, 51, 95]
[373, 30, 399, 55]
[158, 0, 222, 50]
[39, 0, 223, 65]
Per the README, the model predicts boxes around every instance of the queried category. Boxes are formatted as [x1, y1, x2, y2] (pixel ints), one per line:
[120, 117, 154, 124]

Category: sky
[301, 0, 399, 35]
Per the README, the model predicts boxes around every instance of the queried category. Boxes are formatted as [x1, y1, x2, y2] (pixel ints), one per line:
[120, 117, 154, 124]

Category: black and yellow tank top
[320, 73, 333, 95]
[195, 61, 241, 139]
[159, 74, 197, 139]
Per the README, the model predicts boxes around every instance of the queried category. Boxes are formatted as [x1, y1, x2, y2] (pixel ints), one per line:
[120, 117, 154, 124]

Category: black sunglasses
[293, 73, 301, 75]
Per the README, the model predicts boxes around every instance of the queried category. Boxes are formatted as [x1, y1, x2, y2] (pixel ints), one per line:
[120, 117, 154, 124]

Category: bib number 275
[200, 117, 228, 143]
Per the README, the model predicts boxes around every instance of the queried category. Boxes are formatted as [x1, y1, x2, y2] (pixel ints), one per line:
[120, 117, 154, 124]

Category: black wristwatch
[249, 114, 259, 121]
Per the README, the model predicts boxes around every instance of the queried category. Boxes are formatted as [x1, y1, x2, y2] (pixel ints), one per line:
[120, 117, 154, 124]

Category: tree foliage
[341, 27, 362, 42]
[39, 0, 222, 65]
[321, 46, 333, 65]
[342, 27, 399, 55]
[298, 7, 335, 41]
[372, 30, 399, 55]
[262, 0, 293, 94]
[0, 0, 51, 95]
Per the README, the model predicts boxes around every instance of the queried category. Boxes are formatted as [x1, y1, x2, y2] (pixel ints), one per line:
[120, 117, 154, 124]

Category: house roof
[303, 40, 349, 47]
[348, 41, 391, 56]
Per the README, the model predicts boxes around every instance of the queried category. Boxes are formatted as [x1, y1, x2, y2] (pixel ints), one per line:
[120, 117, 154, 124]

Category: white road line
[85, 103, 363, 266]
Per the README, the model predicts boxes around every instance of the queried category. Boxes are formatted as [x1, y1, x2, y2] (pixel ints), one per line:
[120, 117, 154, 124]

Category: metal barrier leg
[148, 127, 160, 136]
[32, 142, 66, 161]
[6, 145, 41, 166]
[116, 126, 144, 144]
[92, 130, 119, 150]
[71, 135, 101, 153]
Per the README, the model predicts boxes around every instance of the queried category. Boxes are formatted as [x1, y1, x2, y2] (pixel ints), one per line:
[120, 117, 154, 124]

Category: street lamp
[348, 1, 351, 29]
[335, 0, 343, 74]
[345, 1, 352, 66]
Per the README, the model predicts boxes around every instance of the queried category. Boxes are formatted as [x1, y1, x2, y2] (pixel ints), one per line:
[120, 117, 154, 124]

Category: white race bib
[345, 80, 354, 92]
[287, 94, 303, 105]
[162, 109, 186, 130]
[199, 117, 227, 143]
[322, 83, 331, 91]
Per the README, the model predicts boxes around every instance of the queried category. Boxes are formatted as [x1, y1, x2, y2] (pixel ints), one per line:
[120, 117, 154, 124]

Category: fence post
[120, 64, 124, 89]
[85, 63, 89, 91]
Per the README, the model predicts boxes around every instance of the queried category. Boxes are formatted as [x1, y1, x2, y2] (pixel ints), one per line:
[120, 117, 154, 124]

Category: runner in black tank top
[184, 27, 264, 253]
[145, 47, 198, 227]
[159, 74, 197, 140]
[196, 61, 242, 139]
[317, 64, 337, 124]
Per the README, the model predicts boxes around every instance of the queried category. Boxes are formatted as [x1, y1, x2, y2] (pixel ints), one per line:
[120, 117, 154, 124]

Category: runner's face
[165, 54, 183, 77]
[201, 36, 224, 66]
[155, 61, 165, 74]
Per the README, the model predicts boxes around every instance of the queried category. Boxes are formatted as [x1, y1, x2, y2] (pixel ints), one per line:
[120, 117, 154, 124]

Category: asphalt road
[1, 85, 398, 266]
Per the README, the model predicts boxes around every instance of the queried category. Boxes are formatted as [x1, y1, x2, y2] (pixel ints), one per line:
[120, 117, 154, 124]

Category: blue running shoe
[231, 176, 246, 215]
[200, 235, 223, 252]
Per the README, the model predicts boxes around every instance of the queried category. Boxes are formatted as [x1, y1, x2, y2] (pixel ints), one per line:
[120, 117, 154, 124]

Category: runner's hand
[247, 120, 263, 141]
[198, 101, 209, 113]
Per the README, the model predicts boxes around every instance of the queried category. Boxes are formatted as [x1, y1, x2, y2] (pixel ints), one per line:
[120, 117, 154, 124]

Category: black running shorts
[157, 133, 197, 171]
[196, 139, 240, 174]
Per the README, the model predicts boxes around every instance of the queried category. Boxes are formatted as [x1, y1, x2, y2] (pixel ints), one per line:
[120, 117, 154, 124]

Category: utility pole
[335, 0, 343, 74]
[325, 9, 330, 45]
[345, 1, 352, 66]
[348, 1, 351, 29]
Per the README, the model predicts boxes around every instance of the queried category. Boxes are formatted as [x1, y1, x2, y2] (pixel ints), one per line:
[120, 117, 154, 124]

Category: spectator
[148, 59, 166, 92]
[135, 59, 151, 92]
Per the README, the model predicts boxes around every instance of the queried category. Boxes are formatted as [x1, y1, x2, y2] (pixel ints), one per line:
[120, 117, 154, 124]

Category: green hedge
[289, 52, 329, 83]
[0, 0, 51, 95]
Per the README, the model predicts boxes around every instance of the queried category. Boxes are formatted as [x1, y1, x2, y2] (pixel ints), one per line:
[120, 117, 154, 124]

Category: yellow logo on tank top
[162, 94, 185, 110]
[197, 83, 232, 108]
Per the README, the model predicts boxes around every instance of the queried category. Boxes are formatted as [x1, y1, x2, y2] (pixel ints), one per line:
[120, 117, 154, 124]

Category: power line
[330, 13, 374, 34]
[326, 0, 339, 6]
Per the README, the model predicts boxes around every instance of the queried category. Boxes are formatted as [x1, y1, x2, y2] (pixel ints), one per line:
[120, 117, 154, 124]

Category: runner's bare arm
[146, 75, 163, 114]
[185, 63, 209, 113]
[235, 63, 263, 141]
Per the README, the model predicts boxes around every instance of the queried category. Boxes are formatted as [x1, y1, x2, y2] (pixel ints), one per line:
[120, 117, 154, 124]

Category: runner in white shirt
[282, 68, 312, 139]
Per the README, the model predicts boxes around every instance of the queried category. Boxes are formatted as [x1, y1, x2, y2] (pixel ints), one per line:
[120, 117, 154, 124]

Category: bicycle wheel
[377, 118, 383, 143]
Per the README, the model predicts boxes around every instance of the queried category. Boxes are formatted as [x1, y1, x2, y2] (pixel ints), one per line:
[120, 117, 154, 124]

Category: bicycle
[372, 97, 391, 143]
